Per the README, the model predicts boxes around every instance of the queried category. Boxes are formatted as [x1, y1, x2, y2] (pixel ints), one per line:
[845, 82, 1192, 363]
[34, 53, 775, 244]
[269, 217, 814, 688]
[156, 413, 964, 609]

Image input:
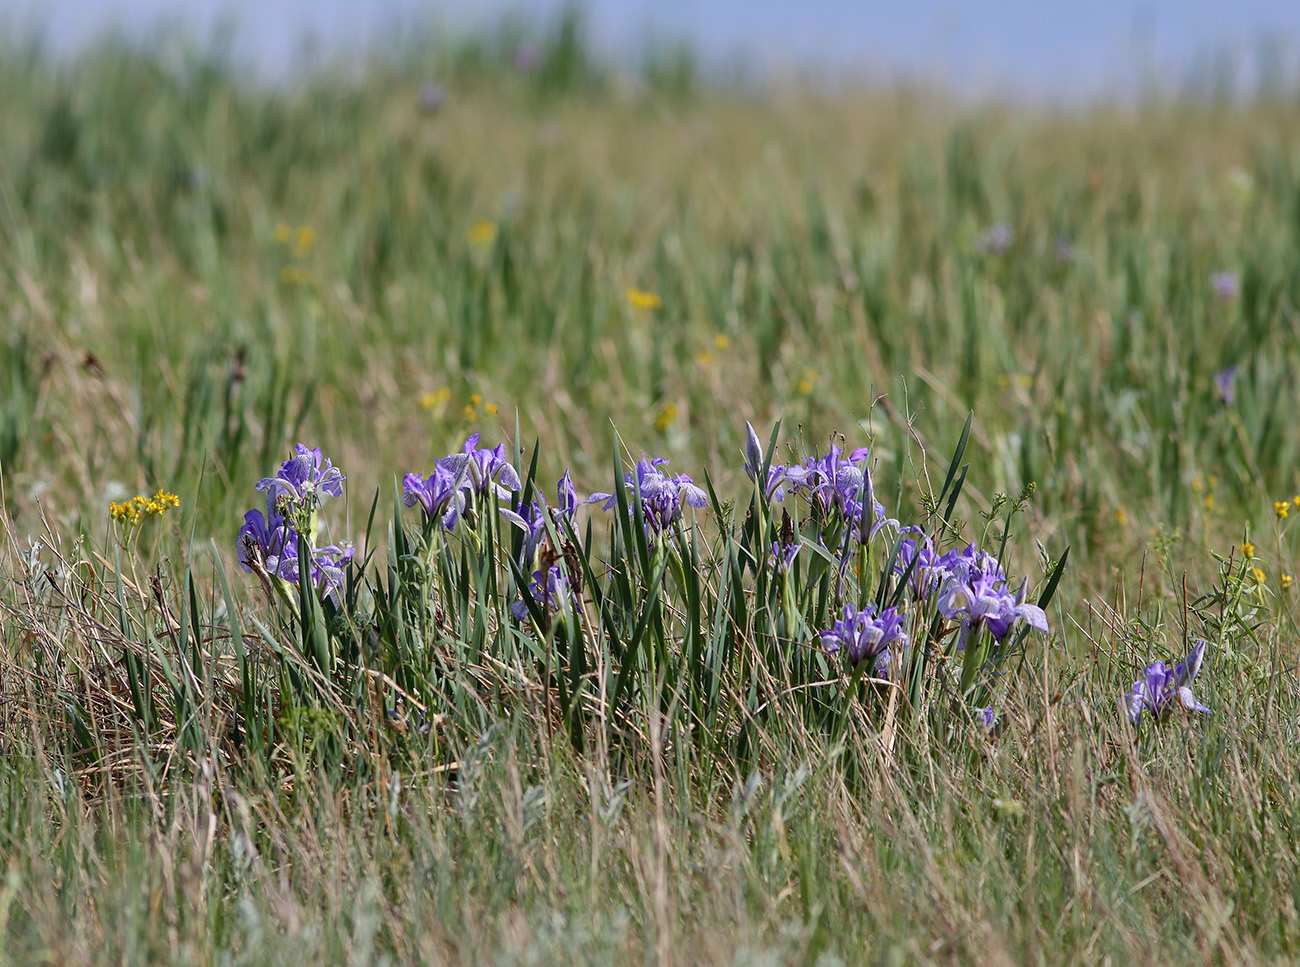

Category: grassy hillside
[2, 23, 1300, 965]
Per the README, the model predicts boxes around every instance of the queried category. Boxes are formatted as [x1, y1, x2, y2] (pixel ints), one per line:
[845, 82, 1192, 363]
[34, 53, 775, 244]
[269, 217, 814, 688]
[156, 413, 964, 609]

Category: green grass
[3, 22, 1300, 965]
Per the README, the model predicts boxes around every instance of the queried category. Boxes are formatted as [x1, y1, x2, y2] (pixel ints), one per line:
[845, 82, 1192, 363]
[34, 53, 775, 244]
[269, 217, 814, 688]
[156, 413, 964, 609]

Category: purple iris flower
[511, 564, 580, 622]
[785, 444, 896, 544]
[978, 706, 999, 732]
[743, 422, 788, 503]
[820, 604, 909, 679]
[1126, 641, 1211, 725]
[585, 456, 709, 542]
[557, 470, 578, 519]
[440, 433, 522, 498]
[1212, 270, 1239, 300]
[771, 540, 800, 575]
[895, 529, 948, 597]
[500, 470, 582, 564]
[937, 572, 1048, 650]
[500, 498, 549, 563]
[1213, 366, 1237, 406]
[237, 495, 352, 602]
[402, 462, 466, 531]
[256, 444, 345, 511]
[237, 496, 297, 579]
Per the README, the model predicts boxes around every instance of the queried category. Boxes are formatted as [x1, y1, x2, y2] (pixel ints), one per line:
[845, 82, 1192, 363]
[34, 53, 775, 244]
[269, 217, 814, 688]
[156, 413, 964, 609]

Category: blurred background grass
[5, 18, 1300, 601]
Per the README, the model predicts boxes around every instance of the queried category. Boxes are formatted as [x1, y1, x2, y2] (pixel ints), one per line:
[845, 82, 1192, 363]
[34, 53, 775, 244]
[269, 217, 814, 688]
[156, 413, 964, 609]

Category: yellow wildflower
[713, 334, 729, 351]
[1242, 541, 1255, 558]
[1115, 507, 1128, 527]
[695, 352, 715, 367]
[484, 402, 498, 416]
[1253, 566, 1267, 585]
[467, 220, 498, 247]
[626, 287, 662, 310]
[1204, 494, 1215, 511]
[293, 225, 316, 258]
[111, 490, 178, 525]
[1283, 573, 1294, 591]
[1277, 501, 1290, 520]
[462, 404, 477, 420]
[469, 394, 482, 407]
[273, 223, 292, 244]
[653, 402, 678, 433]
[420, 387, 452, 410]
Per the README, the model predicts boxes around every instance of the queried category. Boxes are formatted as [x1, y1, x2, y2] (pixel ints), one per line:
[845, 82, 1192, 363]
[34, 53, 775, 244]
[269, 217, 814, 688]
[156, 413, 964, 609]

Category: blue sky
[5, 0, 1300, 98]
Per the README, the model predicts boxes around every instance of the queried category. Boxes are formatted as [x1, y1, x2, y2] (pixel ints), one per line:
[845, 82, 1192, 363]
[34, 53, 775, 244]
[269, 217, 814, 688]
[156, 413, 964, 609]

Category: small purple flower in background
[257, 444, 345, 513]
[977, 222, 1013, 255]
[820, 604, 909, 679]
[1126, 641, 1211, 725]
[417, 82, 448, 114]
[1213, 365, 1237, 406]
[512, 42, 541, 71]
[511, 564, 580, 622]
[585, 456, 709, 542]
[403, 463, 467, 531]
[1054, 234, 1075, 264]
[440, 433, 522, 498]
[1212, 270, 1239, 300]
[940, 543, 1007, 588]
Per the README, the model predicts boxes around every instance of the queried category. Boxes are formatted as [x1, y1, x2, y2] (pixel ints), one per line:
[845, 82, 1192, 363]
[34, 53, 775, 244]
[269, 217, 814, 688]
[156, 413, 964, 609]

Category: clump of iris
[742, 422, 898, 557]
[238, 444, 352, 603]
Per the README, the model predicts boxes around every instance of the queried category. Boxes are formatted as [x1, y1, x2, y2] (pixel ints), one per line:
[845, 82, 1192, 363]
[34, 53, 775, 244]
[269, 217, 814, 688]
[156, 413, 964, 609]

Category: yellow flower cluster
[1277, 501, 1292, 520]
[110, 489, 180, 525]
[420, 387, 452, 410]
[463, 394, 498, 421]
[626, 287, 662, 310]
[467, 220, 498, 247]
[653, 401, 678, 433]
[274, 223, 316, 258]
[797, 367, 820, 396]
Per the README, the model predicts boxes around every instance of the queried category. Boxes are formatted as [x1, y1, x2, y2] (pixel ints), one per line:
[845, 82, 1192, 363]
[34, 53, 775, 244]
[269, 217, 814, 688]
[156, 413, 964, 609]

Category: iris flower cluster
[585, 456, 709, 543]
[238, 444, 353, 602]
[743, 422, 897, 550]
[403, 433, 523, 531]
[820, 604, 909, 679]
[892, 535, 1049, 650]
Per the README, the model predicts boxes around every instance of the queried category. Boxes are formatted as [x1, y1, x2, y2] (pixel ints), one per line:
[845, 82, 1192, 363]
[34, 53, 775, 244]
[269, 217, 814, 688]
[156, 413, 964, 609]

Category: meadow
[2, 18, 1300, 965]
